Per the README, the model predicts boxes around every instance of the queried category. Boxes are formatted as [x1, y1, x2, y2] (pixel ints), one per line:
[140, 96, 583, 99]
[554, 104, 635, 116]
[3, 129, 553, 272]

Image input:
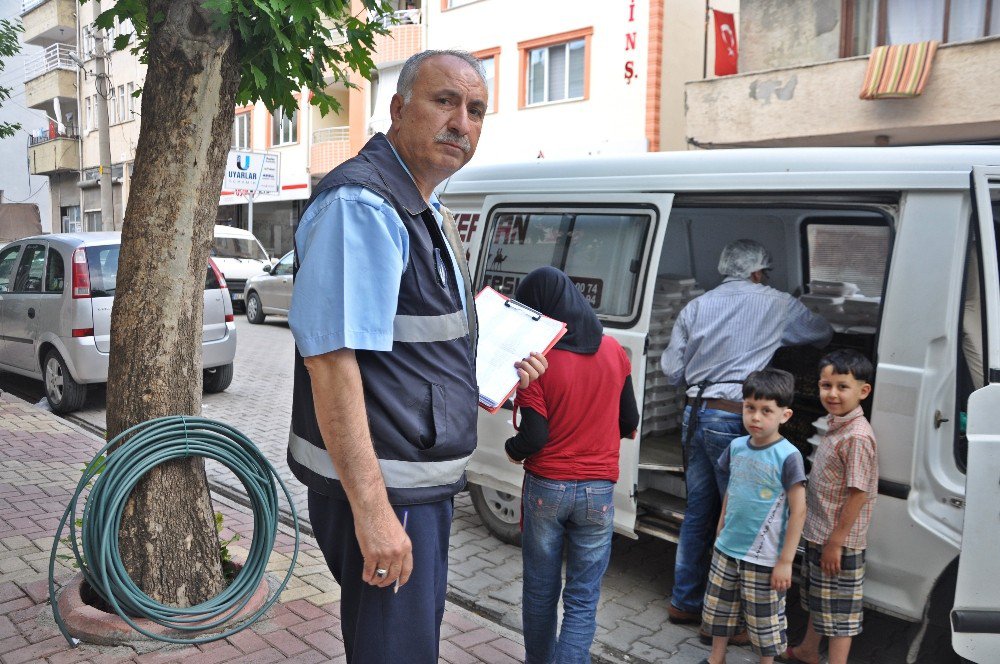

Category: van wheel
[203, 363, 234, 393]
[43, 349, 87, 414]
[469, 482, 521, 546]
[245, 292, 265, 324]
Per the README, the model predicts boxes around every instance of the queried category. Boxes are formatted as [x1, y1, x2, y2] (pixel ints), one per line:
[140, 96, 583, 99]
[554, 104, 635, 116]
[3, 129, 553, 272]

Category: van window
[479, 209, 651, 318]
[212, 236, 267, 261]
[85, 245, 119, 297]
[45, 249, 65, 293]
[0, 246, 20, 293]
[805, 223, 890, 297]
[13, 244, 46, 293]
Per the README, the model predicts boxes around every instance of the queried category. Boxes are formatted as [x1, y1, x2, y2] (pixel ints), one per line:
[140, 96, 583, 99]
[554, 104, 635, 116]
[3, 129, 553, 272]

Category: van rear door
[952, 167, 1000, 661]
[466, 193, 673, 537]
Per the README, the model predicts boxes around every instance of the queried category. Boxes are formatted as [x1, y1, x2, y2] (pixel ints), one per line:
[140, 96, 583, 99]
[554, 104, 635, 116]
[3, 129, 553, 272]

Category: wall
[0, 0, 53, 230]
[739, 0, 842, 72]
[426, 0, 650, 163]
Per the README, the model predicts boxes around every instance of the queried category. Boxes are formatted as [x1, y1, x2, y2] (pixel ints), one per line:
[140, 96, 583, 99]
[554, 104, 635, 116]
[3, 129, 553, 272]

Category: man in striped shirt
[660, 239, 832, 627]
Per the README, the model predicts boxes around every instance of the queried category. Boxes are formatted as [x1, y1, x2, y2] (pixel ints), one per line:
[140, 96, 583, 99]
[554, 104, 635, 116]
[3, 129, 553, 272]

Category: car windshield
[85, 245, 119, 297]
[211, 237, 267, 261]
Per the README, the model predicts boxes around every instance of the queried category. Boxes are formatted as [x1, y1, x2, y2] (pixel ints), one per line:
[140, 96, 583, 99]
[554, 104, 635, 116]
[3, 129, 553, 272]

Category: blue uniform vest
[287, 134, 479, 505]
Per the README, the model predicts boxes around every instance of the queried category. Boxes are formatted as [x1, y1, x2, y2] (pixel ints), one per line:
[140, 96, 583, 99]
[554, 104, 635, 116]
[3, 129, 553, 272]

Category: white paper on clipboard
[474, 286, 566, 412]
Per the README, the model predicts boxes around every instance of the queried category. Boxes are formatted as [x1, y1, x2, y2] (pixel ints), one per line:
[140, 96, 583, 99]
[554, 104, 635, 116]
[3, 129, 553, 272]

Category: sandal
[779, 645, 821, 664]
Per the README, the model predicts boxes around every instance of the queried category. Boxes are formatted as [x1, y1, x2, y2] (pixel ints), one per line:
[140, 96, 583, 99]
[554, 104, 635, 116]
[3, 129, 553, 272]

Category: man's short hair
[397, 50, 487, 102]
[818, 349, 874, 384]
[743, 368, 795, 408]
[717, 239, 773, 279]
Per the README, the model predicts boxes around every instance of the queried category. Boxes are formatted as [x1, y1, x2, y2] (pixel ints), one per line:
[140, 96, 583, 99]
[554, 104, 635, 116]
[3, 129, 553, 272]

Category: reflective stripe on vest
[288, 431, 472, 489]
[392, 310, 469, 343]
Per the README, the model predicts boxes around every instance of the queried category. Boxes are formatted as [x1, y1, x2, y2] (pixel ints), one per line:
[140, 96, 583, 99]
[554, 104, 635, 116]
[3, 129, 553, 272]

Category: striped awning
[859, 41, 939, 100]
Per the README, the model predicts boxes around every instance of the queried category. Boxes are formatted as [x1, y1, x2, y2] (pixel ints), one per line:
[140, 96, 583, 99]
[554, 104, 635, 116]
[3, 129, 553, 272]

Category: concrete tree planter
[55, 567, 269, 645]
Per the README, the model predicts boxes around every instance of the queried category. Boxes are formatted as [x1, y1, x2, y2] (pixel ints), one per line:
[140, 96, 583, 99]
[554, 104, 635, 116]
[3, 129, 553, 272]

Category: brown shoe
[667, 603, 701, 624]
[699, 627, 750, 646]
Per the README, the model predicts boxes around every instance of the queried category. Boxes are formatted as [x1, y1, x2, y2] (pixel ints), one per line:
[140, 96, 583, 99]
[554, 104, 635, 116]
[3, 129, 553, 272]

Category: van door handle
[27, 308, 35, 319]
[934, 410, 950, 428]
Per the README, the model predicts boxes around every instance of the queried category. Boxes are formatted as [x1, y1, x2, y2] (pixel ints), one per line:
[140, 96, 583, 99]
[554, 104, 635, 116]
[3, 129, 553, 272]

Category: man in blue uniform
[286, 50, 545, 663]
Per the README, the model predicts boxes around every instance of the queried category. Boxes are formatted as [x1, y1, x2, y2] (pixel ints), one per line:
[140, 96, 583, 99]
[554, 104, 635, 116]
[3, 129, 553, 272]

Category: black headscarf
[514, 266, 603, 354]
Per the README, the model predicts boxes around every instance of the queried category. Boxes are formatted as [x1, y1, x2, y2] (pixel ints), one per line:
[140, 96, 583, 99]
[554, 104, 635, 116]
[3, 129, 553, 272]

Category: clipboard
[475, 286, 567, 413]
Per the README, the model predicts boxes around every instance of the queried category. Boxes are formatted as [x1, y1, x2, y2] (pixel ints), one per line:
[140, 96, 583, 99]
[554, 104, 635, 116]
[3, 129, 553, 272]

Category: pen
[395, 509, 409, 594]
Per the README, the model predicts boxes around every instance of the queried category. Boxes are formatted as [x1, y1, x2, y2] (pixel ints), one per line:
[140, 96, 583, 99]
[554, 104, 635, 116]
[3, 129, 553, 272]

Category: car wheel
[245, 292, 265, 324]
[469, 482, 522, 546]
[43, 349, 87, 414]
[203, 363, 234, 393]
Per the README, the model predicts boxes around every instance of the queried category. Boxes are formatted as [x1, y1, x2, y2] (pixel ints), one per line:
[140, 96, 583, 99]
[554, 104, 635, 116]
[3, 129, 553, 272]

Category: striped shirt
[660, 279, 833, 400]
[803, 406, 878, 550]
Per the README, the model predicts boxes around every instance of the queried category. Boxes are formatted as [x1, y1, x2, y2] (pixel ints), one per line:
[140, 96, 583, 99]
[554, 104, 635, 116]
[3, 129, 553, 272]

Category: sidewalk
[0, 392, 527, 664]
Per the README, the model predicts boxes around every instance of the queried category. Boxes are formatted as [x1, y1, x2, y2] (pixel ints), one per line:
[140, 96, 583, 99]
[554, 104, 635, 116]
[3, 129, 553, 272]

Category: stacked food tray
[799, 281, 881, 332]
[643, 276, 704, 436]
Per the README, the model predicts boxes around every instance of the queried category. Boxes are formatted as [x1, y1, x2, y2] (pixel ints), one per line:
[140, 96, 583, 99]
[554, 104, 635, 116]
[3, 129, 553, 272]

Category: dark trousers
[308, 489, 453, 664]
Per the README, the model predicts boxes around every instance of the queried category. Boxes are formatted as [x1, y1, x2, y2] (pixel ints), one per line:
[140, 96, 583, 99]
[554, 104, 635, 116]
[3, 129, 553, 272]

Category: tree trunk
[106, 0, 240, 607]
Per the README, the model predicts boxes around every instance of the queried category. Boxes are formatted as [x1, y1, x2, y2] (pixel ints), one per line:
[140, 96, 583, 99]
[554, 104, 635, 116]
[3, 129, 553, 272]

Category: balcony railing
[312, 126, 349, 143]
[27, 124, 78, 147]
[21, 0, 45, 14]
[375, 8, 421, 27]
[24, 43, 77, 83]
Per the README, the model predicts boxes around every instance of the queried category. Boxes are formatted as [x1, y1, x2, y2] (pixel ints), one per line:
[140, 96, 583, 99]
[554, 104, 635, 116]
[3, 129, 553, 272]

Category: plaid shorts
[702, 549, 787, 657]
[800, 540, 866, 637]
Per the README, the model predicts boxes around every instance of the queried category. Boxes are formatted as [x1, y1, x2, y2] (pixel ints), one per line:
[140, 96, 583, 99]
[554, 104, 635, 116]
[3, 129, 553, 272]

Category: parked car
[0, 232, 237, 413]
[211, 225, 273, 311]
[243, 250, 293, 323]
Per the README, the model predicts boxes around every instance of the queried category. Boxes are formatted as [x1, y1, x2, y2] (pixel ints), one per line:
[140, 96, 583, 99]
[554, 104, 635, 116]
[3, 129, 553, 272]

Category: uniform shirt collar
[385, 136, 440, 213]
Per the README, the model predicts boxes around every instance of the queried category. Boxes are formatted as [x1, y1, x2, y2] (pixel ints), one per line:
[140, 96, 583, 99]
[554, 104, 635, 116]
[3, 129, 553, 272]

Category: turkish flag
[713, 10, 738, 76]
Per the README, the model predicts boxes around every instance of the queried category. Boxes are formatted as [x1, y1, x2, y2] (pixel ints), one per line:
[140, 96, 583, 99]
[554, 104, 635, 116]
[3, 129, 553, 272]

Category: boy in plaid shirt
[783, 349, 877, 664]
[701, 368, 807, 664]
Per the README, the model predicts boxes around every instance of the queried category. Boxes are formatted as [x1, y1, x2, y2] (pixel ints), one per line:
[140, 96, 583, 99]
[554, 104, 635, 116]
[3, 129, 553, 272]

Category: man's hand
[358, 506, 413, 588]
[505, 450, 522, 465]
[516, 351, 548, 389]
[821, 540, 843, 575]
[772, 560, 793, 591]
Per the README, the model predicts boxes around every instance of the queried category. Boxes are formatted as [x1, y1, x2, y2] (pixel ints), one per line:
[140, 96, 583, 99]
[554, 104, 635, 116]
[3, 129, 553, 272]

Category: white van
[438, 146, 1000, 662]
[211, 225, 272, 310]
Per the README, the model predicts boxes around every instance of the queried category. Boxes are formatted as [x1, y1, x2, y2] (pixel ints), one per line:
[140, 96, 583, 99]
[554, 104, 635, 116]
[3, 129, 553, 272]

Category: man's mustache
[434, 131, 471, 153]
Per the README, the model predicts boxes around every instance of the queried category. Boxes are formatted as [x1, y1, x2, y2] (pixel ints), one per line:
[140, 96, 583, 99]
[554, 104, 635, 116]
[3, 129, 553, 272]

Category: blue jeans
[521, 473, 615, 664]
[671, 405, 745, 613]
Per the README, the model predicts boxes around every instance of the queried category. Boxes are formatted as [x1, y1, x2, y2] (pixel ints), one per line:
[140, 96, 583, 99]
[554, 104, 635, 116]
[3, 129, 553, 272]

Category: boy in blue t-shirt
[700, 368, 807, 664]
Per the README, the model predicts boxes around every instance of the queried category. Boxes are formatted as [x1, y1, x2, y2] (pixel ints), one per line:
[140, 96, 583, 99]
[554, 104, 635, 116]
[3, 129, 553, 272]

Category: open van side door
[464, 192, 673, 538]
[953, 167, 1000, 661]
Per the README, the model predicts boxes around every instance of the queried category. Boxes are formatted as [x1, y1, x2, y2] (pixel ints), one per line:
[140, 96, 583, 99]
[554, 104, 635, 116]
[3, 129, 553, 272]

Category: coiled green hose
[48, 416, 299, 646]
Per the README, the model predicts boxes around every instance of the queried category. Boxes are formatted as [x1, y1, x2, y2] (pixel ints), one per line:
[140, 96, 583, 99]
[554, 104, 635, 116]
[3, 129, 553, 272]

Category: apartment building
[685, 0, 1000, 147]
[19, 0, 738, 253]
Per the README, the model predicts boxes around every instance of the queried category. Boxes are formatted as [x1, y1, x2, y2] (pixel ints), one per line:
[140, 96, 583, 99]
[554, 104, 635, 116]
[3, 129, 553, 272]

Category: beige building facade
[686, 0, 1000, 148]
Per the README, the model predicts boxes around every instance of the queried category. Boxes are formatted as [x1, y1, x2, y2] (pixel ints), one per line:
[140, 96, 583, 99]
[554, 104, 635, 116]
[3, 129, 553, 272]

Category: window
[45, 248, 65, 293]
[273, 252, 295, 276]
[271, 105, 298, 146]
[107, 87, 118, 123]
[444, 0, 480, 8]
[13, 244, 46, 293]
[805, 223, 890, 298]
[845, 0, 1000, 56]
[117, 85, 126, 123]
[127, 82, 135, 115]
[0, 246, 20, 293]
[84, 211, 102, 232]
[85, 97, 93, 131]
[478, 208, 651, 319]
[519, 29, 592, 108]
[211, 237, 268, 261]
[233, 112, 251, 149]
[84, 245, 120, 297]
[474, 48, 499, 113]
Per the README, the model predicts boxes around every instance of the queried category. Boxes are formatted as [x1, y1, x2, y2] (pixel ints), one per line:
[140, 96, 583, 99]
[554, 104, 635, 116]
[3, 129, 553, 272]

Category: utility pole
[92, 0, 115, 231]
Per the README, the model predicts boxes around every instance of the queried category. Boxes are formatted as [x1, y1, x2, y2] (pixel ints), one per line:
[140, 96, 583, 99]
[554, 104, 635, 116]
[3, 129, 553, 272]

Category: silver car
[0, 232, 237, 413]
[243, 250, 293, 323]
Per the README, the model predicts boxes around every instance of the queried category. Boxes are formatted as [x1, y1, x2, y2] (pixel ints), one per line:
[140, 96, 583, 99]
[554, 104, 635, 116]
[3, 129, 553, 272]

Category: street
[0, 317, 962, 663]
